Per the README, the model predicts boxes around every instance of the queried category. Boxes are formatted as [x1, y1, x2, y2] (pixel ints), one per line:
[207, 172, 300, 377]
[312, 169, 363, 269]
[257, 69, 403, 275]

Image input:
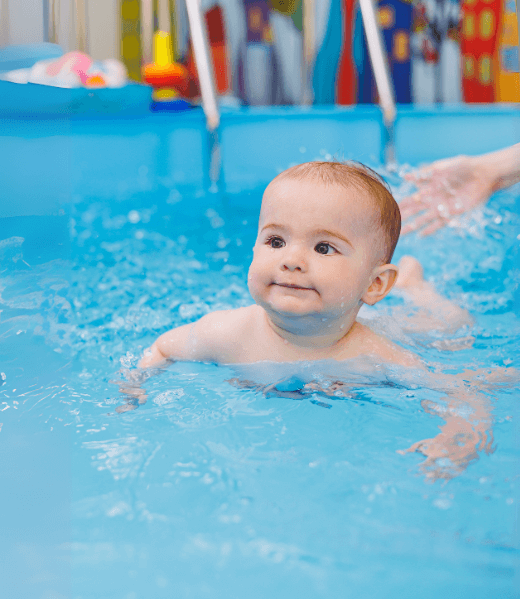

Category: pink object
[46, 51, 93, 84]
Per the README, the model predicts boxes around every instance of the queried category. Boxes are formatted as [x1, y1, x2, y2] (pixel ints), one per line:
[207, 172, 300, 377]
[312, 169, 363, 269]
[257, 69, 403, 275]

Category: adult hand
[399, 155, 495, 236]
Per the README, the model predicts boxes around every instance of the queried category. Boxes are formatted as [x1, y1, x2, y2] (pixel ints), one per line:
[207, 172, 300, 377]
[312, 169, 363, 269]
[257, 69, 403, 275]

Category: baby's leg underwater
[394, 255, 473, 337]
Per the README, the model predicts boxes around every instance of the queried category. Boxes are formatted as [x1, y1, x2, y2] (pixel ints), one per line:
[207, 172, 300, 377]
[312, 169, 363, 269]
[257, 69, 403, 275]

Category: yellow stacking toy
[142, 31, 190, 110]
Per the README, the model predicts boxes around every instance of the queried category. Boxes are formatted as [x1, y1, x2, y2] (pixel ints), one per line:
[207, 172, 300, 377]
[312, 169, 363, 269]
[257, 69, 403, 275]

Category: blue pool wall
[0, 103, 519, 219]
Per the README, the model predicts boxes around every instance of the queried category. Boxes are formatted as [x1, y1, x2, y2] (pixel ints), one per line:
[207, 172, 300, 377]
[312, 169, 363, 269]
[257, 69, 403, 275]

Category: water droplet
[128, 210, 140, 224]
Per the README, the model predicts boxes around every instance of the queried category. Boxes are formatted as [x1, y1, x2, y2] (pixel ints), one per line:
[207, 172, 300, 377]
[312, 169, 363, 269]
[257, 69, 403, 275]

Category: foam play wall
[461, 0, 519, 101]
[495, 0, 519, 101]
[121, 0, 142, 81]
[411, 0, 462, 103]
[117, 0, 518, 104]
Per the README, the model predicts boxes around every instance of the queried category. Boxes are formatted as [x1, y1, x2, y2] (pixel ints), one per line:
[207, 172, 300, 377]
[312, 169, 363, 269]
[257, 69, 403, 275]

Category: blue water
[0, 177, 518, 599]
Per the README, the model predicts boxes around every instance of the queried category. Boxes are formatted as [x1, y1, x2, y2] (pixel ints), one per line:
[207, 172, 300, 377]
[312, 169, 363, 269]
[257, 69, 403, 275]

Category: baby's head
[266, 161, 401, 264]
[248, 161, 401, 327]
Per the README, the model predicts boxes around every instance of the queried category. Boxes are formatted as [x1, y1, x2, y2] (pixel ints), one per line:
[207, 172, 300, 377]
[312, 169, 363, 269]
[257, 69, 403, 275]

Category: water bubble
[433, 497, 452, 510]
[156, 577, 168, 589]
[128, 210, 140, 224]
[120, 352, 136, 368]
[167, 189, 182, 205]
[0, 373, 6, 382]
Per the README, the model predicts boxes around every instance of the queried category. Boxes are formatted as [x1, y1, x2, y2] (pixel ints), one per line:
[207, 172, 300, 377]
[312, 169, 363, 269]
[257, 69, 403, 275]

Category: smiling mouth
[273, 283, 314, 291]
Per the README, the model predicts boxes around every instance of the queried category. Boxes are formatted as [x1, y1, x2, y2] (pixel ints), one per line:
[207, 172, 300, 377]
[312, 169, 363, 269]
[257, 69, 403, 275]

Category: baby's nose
[280, 246, 307, 272]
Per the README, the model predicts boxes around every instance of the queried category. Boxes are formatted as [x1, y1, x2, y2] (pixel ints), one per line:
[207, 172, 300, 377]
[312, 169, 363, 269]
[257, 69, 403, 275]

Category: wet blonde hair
[272, 161, 401, 263]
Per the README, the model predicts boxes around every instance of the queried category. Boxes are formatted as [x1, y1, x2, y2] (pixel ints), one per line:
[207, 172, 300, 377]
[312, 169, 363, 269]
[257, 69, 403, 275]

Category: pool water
[0, 175, 519, 599]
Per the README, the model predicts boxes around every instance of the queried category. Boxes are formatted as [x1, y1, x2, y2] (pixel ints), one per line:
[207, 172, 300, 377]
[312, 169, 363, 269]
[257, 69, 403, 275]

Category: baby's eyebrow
[260, 223, 286, 232]
[314, 228, 353, 248]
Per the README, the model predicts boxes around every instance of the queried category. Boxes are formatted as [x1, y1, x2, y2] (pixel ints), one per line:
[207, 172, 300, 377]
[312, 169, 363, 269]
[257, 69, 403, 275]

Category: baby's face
[248, 177, 383, 323]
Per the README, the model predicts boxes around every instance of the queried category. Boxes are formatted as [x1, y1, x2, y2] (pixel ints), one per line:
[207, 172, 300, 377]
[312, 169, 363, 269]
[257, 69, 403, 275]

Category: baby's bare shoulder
[353, 322, 421, 368]
[198, 305, 259, 333]
[194, 305, 261, 362]
[145, 305, 259, 366]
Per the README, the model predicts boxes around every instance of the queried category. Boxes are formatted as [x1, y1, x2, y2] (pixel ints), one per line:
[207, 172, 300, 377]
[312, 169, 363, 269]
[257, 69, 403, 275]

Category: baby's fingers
[481, 429, 496, 455]
[115, 399, 138, 413]
[397, 439, 431, 455]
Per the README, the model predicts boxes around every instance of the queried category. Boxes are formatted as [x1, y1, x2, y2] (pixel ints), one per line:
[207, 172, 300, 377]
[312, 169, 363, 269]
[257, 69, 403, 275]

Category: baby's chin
[259, 293, 323, 319]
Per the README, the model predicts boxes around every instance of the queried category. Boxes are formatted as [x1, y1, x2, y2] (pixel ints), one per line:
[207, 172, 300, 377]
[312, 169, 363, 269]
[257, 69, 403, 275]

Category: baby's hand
[400, 155, 495, 236]
[110, 368, 151, 413]
[399, 416, 495, 481]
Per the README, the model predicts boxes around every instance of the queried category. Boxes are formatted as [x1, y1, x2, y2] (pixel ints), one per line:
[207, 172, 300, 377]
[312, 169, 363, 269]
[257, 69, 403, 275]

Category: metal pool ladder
[184, 0, 221, 189]
[358, 0, 397, 166]
[302, 0, 397, 166]
[182, 0, 398, 181]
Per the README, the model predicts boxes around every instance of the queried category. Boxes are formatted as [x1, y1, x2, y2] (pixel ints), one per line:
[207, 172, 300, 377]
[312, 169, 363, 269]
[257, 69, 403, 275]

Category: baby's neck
[263, 308, 360, 351]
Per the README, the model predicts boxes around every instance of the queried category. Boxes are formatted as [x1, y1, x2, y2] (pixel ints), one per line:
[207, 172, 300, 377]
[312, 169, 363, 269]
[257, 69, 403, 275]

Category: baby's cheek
[247, 261, 266, 300]
[247, 269, 260, 297]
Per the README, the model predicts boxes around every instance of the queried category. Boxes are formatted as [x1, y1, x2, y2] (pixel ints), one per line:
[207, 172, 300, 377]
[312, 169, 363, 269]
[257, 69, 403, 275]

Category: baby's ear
[362, 264, 399, 306]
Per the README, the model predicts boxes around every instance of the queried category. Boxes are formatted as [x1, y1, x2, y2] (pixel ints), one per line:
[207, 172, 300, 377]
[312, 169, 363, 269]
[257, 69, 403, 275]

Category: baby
[121, 161, 502, 480]
[140, 161, 419, 369]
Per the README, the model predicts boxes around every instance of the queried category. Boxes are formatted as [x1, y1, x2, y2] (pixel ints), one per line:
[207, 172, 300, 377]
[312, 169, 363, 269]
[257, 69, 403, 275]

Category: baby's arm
[139, 306, 255, 368]
[116, 312, 236, 413]
[139, 322, 198, 368]
[400, 374, 495, 480]
[139, 312, 230, 368]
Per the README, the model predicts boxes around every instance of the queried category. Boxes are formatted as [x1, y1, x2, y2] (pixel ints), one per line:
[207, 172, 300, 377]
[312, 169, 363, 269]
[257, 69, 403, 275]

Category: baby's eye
[267, 236, 285, 249]
[314, 242, 336, 255]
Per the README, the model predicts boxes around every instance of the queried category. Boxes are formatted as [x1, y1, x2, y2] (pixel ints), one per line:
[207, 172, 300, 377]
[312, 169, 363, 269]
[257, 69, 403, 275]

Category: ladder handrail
[358, 0, 396, 127]
[184, 0, 220, 132]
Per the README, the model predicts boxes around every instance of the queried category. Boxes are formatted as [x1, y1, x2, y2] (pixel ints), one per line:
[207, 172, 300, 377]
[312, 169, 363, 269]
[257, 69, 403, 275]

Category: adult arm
[400, 143, 520, 236]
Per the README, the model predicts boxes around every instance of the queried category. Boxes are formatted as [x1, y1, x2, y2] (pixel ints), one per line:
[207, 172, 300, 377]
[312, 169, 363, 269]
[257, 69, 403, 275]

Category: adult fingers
[401, 209, 438, 234]
[399, 194, 429, 219]
[403, 168, 432, 183]
[418, 218, 445, 237]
